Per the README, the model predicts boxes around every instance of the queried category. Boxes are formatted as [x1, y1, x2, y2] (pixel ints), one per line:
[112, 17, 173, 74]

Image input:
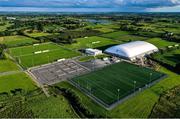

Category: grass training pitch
[70, 62, 165, 108]
[8, 42, 80, 68]
[64, 36, 119, 50]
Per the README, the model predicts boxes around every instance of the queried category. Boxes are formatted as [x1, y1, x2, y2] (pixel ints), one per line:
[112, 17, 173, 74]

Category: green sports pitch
[8, 42, 80, 68]
[70, 62, 165, 108]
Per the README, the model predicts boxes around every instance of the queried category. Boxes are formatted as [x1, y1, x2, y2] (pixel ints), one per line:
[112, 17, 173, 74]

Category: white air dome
[105, 41, 158, 60]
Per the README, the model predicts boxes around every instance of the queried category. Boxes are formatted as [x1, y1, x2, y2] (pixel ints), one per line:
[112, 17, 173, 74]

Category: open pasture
[26, 32, 51, 38]
[0, 72, 37, 93]
[0, 60, 20, 73]
[101, 31, 148, 42]
[153, 49, 180, 67]
[0, 35, 38, 47]
[146, 38, 178, 48]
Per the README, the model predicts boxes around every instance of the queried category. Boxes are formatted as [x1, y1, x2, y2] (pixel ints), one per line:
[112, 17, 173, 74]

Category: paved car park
[29, 60, 90, 85]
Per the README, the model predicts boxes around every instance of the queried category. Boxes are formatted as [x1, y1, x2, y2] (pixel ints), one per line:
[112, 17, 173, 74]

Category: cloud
[0, 0, 180, 11]
[111, 0, 180, 8]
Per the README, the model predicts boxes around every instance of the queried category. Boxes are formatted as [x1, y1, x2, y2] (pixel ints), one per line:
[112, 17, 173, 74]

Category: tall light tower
[117, 89, 120, 100]
[134, 81, 137, 92]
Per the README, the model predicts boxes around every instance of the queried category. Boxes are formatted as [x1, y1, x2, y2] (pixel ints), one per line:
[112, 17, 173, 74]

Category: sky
[0, 0, 180, 12]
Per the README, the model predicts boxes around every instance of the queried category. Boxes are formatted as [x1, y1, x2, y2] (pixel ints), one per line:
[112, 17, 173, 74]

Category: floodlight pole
[149, 73, 152, 84]
[93, 55, 96, 71]
[90, 87, 92, 95]
[86, 81, 88, 90]
[117, 89, 120, 100]
[134, 81, 136, 92]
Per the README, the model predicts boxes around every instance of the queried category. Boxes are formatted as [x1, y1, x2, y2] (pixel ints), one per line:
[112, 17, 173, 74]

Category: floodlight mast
[134, 81, 136, 92]
[93, 55, 96, 71]
[117, 89, 120, 100]
[150, 73, 152, 84]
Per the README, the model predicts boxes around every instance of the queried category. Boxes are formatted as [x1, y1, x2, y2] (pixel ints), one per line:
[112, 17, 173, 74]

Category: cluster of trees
[150, 85, 180, 118]
[7, 17, 86, 33]
[0, 44, 6, 59]
[162, 31, 180, 43]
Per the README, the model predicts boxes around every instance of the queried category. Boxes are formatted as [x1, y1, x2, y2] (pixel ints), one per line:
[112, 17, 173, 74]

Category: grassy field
[95, 27, 115, 33]
[101, 31, 130, 39]
[0, 35, 38, 47]
[27, 94, 77, 118]
[0, 92, 77, 118]
[8, 42, 80, 68]
[146, 38, 178, 48]
[78, 54, 109, 62]
[153, 49, 180, 67]
[0, 22, 12, 31]
[71, 62, 164, 106]
[26, 32, 51, 38]
[64, 36, 119, 50]
[56, 66, 180, 118]
[0, 72, 37, 93]
[101, 31, 147, 42]
[0, 60, 20, 73]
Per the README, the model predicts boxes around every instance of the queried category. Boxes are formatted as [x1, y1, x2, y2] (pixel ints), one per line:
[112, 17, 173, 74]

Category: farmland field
[95, 27, 115, 33]
[64, 36, 119, 50]
[0, 35, 38, 47]
[0, 22, 12, 31]
[0, 72, 37, 93]
[0, 60, 20, 73]
[26, 32, 51, 38]
[70, 62, 165, 107]
[101, 31, 147, 42]
[153, 49, 180, 67]
[146, 38, 178, 48]
[101, 31, 130, 39]
[8, 42, 80, 68]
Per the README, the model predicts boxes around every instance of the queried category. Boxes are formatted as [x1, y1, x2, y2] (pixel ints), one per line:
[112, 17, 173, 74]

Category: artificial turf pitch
[71, 62, 165, 107]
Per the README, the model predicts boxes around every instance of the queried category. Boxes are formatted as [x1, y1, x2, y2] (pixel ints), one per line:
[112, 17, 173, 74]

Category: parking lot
[29, 60, 90, 85]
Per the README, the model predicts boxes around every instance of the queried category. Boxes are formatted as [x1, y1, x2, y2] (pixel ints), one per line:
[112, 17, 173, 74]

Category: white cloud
[0, 0, 180, 11]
